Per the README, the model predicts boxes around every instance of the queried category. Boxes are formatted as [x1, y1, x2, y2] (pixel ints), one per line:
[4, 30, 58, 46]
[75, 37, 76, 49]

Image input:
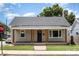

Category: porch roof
[11, 26, 69, 29]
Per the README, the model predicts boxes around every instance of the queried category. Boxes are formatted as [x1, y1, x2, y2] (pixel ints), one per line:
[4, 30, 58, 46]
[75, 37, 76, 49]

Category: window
[53, 30, 58, 37]
[20, 30, 25, 37]
[49, 30, 61, 38]
[50, 31, 51, 37]
[59, 30, 61, 37]
[76, 32, 78, 35]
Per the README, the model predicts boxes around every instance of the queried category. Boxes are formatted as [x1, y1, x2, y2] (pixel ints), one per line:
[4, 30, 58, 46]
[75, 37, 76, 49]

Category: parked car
[3, 34, 10, 39]
[4, 34, 12, 43]
[5, 38, 12, 43]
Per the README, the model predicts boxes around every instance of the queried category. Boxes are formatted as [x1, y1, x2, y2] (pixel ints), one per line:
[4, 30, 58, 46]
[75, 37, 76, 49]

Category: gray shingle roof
[10, 17, 70, 27]
[71, 18, 79, 31]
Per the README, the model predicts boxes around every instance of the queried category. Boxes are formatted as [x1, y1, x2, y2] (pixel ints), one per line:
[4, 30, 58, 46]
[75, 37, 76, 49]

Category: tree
[64, 10, 75, 25]
[39, 4, 63, 17]
[51, 4, 63, 16]
[67, 12, 75, 25]
[39, 7, 52, 16]
[38, 4, 75, 25]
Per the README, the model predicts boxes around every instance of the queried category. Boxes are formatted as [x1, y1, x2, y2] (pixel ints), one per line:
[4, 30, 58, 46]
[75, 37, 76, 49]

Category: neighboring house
[70, 18, 79, 44]
[71, 18, 79, 36]
[10, 17, 70, 44]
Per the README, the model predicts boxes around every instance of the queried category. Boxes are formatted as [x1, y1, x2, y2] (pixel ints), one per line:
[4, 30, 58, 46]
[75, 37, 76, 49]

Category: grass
[47, 45, 79, 51]
[0, 45, 34, 50]
[1, 45, 79, 51]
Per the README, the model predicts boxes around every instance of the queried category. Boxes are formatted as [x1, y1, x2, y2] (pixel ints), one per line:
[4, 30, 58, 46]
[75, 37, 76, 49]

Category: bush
[70, 36, 75, 45]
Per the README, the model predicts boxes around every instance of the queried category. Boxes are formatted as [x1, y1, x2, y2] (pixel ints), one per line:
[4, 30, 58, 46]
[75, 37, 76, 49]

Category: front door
[37, 30, 42, 42]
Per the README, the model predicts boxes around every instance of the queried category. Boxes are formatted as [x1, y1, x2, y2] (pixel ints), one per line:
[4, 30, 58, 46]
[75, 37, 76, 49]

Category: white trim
[48, 29, 62, 38]
[20, 30, 26, 37]
[11, 26, 69, 29]
[49, 37, 62, 38]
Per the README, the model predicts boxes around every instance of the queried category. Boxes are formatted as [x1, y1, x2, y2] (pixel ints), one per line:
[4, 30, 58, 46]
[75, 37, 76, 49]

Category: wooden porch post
[12, 29, 15, 44]
[65, 29, 67, 43]
[45, 30, 48, 44]
[31, 30, 34, 44]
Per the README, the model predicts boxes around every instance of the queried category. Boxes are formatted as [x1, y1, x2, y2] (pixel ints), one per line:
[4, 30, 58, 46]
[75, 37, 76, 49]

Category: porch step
[14, 43, 67, 45]
[34, 45, 47, 51]
[13, 42, 67, 45]
[45, 43, 67, 45]
[33, 42, 67, 45]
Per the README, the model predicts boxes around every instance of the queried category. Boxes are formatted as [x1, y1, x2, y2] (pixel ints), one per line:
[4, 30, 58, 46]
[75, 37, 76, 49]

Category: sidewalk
[1, 50, 79, 56]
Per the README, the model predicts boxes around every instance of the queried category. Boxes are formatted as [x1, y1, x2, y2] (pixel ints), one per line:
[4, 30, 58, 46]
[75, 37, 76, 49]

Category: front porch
[13, 42, 67, 45]
[11, 28, 69, 45]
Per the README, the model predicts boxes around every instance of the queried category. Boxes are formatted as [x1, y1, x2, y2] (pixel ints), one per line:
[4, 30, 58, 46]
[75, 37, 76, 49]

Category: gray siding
[13, 29, 68, 43]
[15, 30, 31, 42]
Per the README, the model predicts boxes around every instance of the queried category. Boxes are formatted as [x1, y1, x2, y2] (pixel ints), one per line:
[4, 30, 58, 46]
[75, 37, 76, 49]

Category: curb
[0, 54, 79, 56]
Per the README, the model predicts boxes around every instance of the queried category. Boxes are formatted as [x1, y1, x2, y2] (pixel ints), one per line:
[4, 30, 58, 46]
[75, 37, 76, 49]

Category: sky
[0, 3, 79, 25]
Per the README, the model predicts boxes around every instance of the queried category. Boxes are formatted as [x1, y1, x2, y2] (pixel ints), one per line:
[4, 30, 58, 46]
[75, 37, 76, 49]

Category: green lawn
[1, 45, 79, 51]
[0, 45, 34, 50]
[47, 45, 79, 51]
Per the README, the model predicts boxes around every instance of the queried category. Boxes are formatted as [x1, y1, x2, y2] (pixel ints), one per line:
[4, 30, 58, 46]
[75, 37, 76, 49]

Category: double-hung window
[20, 30, 25, 37]
[49, 30, 61, 38]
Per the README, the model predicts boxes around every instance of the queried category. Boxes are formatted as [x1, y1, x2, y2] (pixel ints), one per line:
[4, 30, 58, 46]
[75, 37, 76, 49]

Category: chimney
[62, 10, 64, 17]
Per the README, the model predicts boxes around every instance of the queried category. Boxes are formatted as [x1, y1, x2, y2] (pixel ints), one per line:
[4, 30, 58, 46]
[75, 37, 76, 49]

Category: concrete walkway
[34, 45, 47, 50]
[1, 50, 79, 56]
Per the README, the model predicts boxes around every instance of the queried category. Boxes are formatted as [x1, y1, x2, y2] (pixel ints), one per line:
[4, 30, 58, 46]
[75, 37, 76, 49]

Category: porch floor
[13, 41, 67, 45]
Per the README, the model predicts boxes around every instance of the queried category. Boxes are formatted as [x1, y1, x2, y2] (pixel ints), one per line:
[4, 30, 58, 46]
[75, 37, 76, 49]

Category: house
[71, 18, 79, 36]
[10, 17, 70, 44]
[70, 18, 79, 44]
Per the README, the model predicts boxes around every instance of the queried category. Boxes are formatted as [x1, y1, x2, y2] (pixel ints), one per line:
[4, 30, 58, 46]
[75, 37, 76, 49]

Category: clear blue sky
[0, 3, 79, 25]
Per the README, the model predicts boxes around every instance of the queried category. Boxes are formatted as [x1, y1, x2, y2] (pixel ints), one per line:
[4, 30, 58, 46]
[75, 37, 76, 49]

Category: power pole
[6, 19, 7, 40]
[0, 38, 3, 55]
[0, 25, 4, 56]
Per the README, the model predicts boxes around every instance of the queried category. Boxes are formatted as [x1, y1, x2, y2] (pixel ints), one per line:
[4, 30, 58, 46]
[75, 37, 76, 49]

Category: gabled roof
[10, 17, 70, 27]
[71, 18, 79, 31]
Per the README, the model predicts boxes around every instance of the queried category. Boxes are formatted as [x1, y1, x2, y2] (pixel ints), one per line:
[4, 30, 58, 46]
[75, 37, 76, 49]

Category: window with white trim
[49, 30, 61, 38]
[20, 30, 25, 37]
